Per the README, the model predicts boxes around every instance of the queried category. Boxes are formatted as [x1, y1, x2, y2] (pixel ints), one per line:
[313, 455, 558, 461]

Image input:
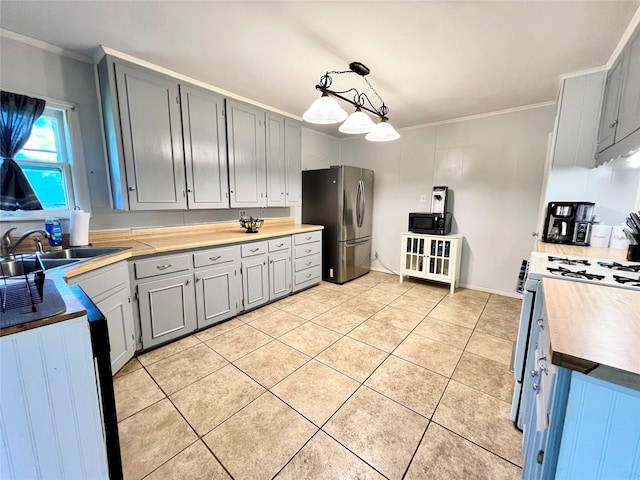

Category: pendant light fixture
[303, 62, 400, 142]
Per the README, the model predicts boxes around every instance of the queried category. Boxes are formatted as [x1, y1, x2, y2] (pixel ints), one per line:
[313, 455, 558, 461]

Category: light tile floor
[114, 272, 524, 480]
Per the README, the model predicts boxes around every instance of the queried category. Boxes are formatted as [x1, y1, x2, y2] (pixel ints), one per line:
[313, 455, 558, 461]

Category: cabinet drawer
[193, 246, 239, 268]
[294, 265, 321, 285]
[294, 231, 321, 245]
[294, 254, 321, 272]
[134, 254, 191, 279]
[294, 242, 321, 259]
[241, 241, 268, 257]
[268, 237, 291, 253]
[73, 261, 129, 302]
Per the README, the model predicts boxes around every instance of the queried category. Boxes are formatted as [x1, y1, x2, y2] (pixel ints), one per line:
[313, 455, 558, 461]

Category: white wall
[302, 106, 557, 295]
[544, 156, 640, 227]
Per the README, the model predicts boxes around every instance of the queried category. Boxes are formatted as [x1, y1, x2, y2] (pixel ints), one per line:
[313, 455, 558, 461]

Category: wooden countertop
[1, 219, 323, 336]
[537, 240, 629, 261]
[542, 277, 640, 376]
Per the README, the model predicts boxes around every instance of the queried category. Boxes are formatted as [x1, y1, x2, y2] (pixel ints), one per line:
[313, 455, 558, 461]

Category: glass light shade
[303, 94, 348, 124]
[365, 120, 400, 142]
[338, 109, 376, 134]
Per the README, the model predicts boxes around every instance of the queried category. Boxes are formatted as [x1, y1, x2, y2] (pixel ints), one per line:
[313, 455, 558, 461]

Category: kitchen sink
[39, 258, 82, 269]
[37, 246, 129, 260]
[0, 255, 44, 277]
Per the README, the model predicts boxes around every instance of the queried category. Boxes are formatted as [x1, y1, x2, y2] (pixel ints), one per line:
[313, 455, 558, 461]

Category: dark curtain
[0, 91, 47, 210]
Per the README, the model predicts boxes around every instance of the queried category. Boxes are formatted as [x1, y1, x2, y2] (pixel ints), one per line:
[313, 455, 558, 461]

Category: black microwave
[408, 212, 452, 235]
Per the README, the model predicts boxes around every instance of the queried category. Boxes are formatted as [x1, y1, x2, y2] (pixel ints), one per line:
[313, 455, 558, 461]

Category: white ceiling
[1, 1, 639, 135]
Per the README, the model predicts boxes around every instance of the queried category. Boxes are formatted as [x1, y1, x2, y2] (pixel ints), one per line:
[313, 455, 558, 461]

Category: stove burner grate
[597, 261, 640, 273]
[548, 256, 591, 266]
[613, 275, 640, 287]
[546, 267, 605, 281]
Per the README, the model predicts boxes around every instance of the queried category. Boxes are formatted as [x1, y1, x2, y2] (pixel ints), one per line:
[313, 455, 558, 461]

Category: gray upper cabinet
[552, 71, 605, 169]
[226, 99, 267, 208]
[596, 30, 640, 158]
[181, 85, 229, 209]
[266, 112, 286, 207]
[284, 118, 302, 206]
[616, 31, 640, 142]
[596, 58, 625, 154]
[114, 62, 186, 210]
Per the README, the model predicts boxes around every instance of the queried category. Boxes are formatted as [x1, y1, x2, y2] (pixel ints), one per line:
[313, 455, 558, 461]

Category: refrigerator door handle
[359, 180, 366, 228]
[345, 238, 369, 247]
[355, 180, 362, 228]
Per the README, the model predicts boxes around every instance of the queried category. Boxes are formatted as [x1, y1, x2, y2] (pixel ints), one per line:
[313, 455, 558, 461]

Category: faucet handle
[1, 227, 17, 256]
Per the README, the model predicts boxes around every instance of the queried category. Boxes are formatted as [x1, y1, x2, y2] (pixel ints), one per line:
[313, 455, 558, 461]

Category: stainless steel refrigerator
[302, 165, 373, 284]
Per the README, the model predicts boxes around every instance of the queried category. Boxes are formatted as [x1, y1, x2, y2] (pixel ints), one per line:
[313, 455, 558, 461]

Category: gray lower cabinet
[69, 262, 135, 374]
[193, 246, 240, 328]
[268, 236, 292, 300]
[292, 231, 322, 292]
[137, 272, 197, 349]
[240, 241, 269, 310]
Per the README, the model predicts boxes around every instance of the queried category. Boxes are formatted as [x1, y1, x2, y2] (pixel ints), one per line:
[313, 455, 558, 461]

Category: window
[11, 105, 75, 215]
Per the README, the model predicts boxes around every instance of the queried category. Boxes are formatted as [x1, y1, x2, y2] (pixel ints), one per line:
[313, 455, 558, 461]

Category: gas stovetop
[528, 253, 640, 290]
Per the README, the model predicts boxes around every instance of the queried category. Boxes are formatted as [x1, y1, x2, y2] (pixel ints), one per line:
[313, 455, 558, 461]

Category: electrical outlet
[420, 194, 427, 203]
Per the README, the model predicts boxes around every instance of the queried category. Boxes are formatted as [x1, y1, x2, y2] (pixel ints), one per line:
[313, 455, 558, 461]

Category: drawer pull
[185, 279, 191, 285]
[305, 236, 312, 240]
[209, 255, 221, 261]
[305, 261, 312, 266]
[536, 318, 544, 330]
[276, 243, 284, 247]
[156, 264, 172, 270]
[305, 273, 312, 278]
[537, 356, 548, 375]
[305, 249, 312, 253]
[250, 248, 260, 253]
[531, 370, 538, 378]
[532, 382, 539, 391]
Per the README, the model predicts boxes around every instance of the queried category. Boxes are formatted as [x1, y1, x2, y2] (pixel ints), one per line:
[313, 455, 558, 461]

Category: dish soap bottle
[45, 218, 63, 250]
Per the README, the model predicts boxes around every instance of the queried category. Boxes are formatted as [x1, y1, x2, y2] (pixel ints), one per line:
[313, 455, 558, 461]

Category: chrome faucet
[1, 227, 50, 257]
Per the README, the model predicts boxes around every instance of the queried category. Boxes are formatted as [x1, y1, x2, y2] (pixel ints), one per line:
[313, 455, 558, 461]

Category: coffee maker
[431, 186, 449, 215]
[542, 202, 595, 245]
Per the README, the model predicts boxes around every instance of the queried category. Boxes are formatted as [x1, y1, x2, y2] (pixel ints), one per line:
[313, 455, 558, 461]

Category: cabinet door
[402, 235, 427, 276]
[285, 118, 302, 207]
[138, 273, 196, 349]
[241, 257, 269, 310]
[269, 252, 291, 300]
[96, 286, 135, 374]
[180, 85, 229, 209]
[596, 57, 625, 153]
[226, 99, 266, 208]
[195, 264, 238, 329]
[616, 32, 640, 142]
[266, 112, 286, 207]
[115, 63, 186, 209]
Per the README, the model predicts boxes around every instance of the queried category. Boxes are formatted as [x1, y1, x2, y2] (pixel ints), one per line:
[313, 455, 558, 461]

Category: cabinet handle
[196, 277, 201, 282]
[536, 450, 544, 464]
[305, 273, 312, 278]
[536, 318, 544, 330]
[537, 356, 548, 375]
[609, 120, 618, 128]
[185, 279, 191, 285]
[250, 248, 260, 252]
[187, 188, 193, 193]
[532, 382, 539, 391]
[305, 249, 312, 253]
[276, 243, 284, 247]
[305, 261, 312, 266]
[305, 236, 312, 240]
[128, 186, 135, 191]
[531, 370, 538, 378]
[209, 255, 221, 261]
[156, 264, 172, 270]
[230, 189, 234, 193]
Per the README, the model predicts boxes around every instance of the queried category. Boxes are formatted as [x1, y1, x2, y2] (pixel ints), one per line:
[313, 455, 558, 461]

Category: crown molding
[0, 28, 92, 63]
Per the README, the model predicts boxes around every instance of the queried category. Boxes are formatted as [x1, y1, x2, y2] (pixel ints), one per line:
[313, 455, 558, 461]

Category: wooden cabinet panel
[181, 85, 229, 209]
[114, 63, 186, 210]
[227, 99, 266, 208]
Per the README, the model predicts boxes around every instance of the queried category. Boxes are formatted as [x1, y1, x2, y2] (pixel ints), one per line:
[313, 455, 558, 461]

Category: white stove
[527, 252, 640, 290]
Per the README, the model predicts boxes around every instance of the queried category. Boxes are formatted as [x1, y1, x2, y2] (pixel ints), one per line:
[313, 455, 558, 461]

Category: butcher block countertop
[537, 240, 629, 261]
[1, 219, 322, 336]
[542, 277, 640, 376]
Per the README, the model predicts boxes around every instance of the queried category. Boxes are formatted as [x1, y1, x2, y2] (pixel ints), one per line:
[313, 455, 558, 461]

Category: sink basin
[0, 255, 44, 277]
[38, 247, 129, 260]
[39, 258, 82, 269]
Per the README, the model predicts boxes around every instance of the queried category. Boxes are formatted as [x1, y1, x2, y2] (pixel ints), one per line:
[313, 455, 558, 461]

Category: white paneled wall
[302, 105, 556, 294]
[545, 154, 640, 225]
